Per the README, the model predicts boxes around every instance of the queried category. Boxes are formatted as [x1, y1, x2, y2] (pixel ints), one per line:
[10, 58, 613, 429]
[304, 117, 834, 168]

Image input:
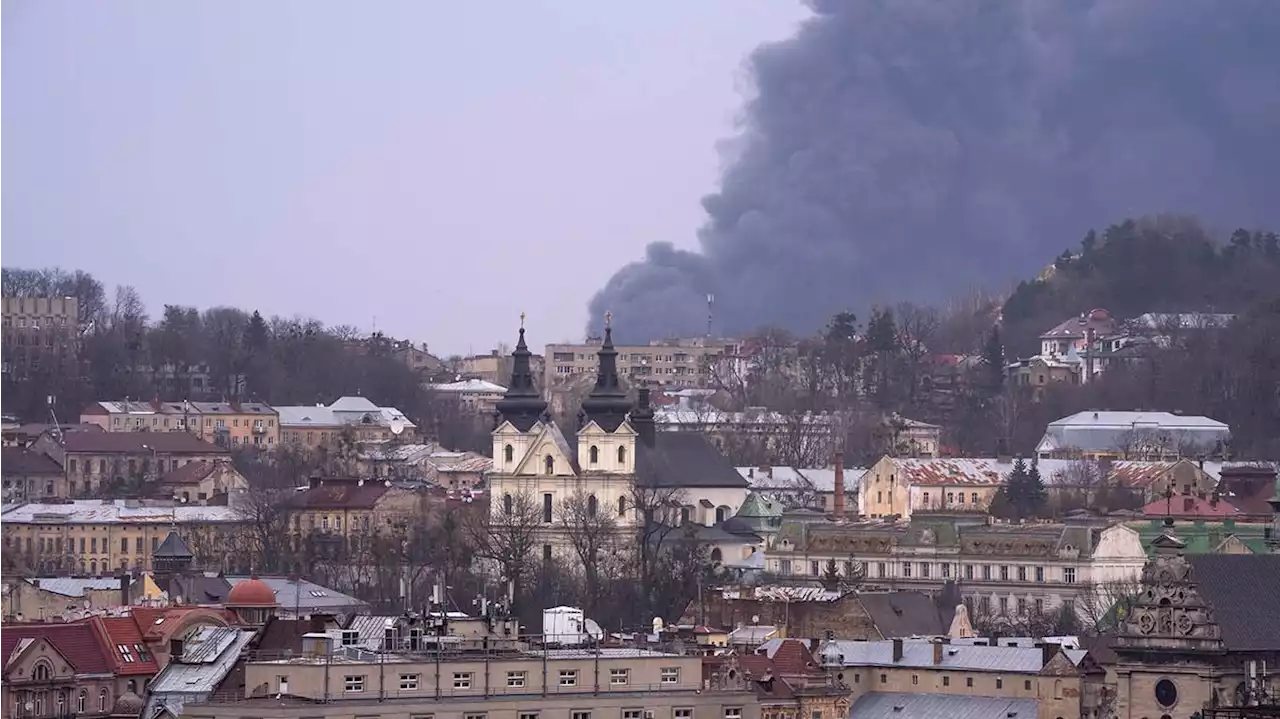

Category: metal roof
[179, 626, 244, 663]
[225, 576, 367, 613]
[823, 640, 1045, 673]
[850, 692, 1039, 719]
[26, 576, 121, 597]
[2, 500, 243, 524]
[429, 379, 508, 393]
[145, 628, 257, 718]
[345, 615, 401, 651]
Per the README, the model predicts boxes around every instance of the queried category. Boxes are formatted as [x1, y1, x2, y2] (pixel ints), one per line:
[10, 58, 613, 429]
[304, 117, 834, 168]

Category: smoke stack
[833, 451, 846, 519]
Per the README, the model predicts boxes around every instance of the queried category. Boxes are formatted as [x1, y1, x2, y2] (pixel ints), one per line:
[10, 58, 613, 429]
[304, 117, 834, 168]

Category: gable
[577, 420, 636, 438]
[512, 424, 576, 477]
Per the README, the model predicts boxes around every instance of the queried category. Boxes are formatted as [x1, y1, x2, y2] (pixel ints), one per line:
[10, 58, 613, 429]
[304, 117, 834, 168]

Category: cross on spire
[605, 310, 612, 329]
[520, 312, 526, 328]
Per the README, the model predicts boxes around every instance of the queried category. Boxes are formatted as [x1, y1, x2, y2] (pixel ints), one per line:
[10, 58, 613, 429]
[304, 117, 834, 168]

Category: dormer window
[544, 455, 554, 475]
[589, 446, 599, 465]
[504, 445, 514, 462]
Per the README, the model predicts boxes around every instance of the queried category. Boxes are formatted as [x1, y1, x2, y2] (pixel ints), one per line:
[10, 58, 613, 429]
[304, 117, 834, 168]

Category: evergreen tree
[1022, 459, 1048, 518]
[980, 326, 1005, 394]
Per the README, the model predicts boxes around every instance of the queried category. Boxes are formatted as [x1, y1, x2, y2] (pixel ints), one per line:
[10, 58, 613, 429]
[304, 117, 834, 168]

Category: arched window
[711, 548, 723, 563]
[98, 690, 108, 713]
[587, 495, 598, 517]
[504, 444, 514, 462]
[618, 496, 628, 517]
[33, 662, 52, 681]
[90, 560, 98, 575]
[503, 494, 513, 515]
[56, 690, 66, 715]
[544, 455, 554, 475]
[78, 690, 87, 714]
[127, 680, 137, 694]
[617, 446, 627, 463]
[589, 445, 599, 465]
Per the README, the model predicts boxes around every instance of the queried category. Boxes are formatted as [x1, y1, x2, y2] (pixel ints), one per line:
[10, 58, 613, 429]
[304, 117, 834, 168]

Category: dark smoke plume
[589, 0, 1280, 342]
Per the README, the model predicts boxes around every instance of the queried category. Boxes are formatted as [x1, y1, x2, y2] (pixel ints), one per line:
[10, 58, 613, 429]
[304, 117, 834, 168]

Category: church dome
[227, 577, 277, 607]
[112, 691, 145, 717]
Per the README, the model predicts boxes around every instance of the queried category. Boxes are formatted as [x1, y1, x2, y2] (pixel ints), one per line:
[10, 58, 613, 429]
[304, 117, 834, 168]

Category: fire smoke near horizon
[588, 0, 1280, 343]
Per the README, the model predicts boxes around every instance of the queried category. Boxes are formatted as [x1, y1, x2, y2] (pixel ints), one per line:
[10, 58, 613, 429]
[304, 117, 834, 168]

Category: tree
[469, 490, 543, 602]
[994, 458, 1048, 520]
[980, 326, 1005, 394]
[558, 489, 622, 617]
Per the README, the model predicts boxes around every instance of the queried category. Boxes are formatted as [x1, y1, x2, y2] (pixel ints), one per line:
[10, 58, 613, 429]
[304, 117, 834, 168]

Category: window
[996, 677, 1003, 689]
[454, 672, 473, 689]
[118, 644, 135, 662]
[810, 560, 820, 576]
[69, 459, 77, 474]
[507, 671, 527, 688]
[544, 455, 555, 475]
[344, 675, 365, 693]
[121, 537, 128, 553]
[587, 495, 598, 517]
[661, 667, 680, 684]
[1035, 566, 1044, 583]
[503, 494, 513, 515]
[1035, 598, 1044, 615]
[78, 691, 87, 714]
[464, 714, 488, 719]
[942, 676, 950, 686]
[400, 674, 419, 691]
[33, 662, 53, 680]
[923, 491, 930, 505]
[998, 597, 1008, 614]
[674, 711, 692, 719]
[1063, 567, 1076, 583]
[572, 712, 592, 719]
[559, 669, 579, 687]
[1024, 679, 1032, 690]
[877, 562, 886, 577]
[912, 674, 919, 685]
[966, 677, 974, 688]
[941, 563, 950, 578]
[725, 710, 743, 719]
[610, 668, 630, 685]
[504, 445, 514, 462]
[521, 714, 540, 719]
[135, 537, 143, 553]
[1063, 598, 1075, 615]
[880, 673, 887, 684]
[1017, 598, 1027, 616]
[624, 711, 643, 719]
[982, 565, 991, 580]
[902, 562, 912, 578]
[589, 445, 599, 464]
[921, 563, 931, 578]
[1000, 565, 1009, 581]
[1017, 566, 1027, 582]
[617, 446, 626, 463]
[543, 493, 553, 523]
[618, 495, 627, 516]
[971, 492, 979, 504]
[91, 537, 98, 553]
[957, 492, 965, 504]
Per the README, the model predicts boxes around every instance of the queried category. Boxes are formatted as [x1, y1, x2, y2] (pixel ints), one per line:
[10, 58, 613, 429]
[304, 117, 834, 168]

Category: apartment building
[428, 378, 509, 414]
[182, 636, 759, 719]
[1, 296, 80, 381]
[544, 336, 738, 389]
[285, 476, 423, 556]
[0, 499, 247, 576]
[766, 518, 1148, 621]
[79, 400, 280, 448]
[29, 430, 229, 498]
[1, 447, 66, 502]
[276, 396, 417, 447]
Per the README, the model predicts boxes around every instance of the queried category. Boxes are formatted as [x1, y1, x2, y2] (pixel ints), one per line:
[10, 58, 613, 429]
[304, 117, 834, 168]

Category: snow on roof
[1, 500, 242, 524]
[428, 379, 508, 393]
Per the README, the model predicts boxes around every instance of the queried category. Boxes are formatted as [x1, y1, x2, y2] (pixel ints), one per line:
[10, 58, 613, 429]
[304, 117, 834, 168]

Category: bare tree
[558, 489, 623, 616]
[629, 483, 687, 616]
[894, 302, 941, 408]
[470, 490, 543, 600]
[1074, 578, 1144, 634]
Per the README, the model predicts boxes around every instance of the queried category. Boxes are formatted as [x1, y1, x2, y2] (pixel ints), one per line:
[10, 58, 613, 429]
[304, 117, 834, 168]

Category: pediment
[512, 425, 576, 476]
[493, 419, 545, 437]
[577, 419, 636, 437]
[6, 638, 75, 679]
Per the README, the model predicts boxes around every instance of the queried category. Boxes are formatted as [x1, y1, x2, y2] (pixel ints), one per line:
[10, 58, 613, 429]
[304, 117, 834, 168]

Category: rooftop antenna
[707, 294, 715, 339]
[47, 395, 64, 444]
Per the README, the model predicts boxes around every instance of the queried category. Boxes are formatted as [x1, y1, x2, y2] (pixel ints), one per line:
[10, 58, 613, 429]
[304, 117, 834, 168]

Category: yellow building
[859, 457, 1005, 520]
[0, 499, 247, 576]
[79, 400, 280, 448]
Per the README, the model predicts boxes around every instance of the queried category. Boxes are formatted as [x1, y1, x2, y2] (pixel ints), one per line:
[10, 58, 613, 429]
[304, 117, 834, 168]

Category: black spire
[580, 313, 633, 433]
[495, 316, 547, 432]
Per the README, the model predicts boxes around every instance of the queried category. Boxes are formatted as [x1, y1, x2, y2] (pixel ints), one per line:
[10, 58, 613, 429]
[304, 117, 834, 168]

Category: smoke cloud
[589, 0, 1280, 342]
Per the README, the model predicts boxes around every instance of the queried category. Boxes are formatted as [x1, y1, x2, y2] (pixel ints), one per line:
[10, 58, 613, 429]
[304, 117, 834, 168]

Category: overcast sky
[3, 0, 805, 355]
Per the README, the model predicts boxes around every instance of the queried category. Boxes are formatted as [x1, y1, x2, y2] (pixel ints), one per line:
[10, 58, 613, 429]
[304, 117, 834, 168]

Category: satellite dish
[389, 418, 406, 436]
[384, 480, 392, 487]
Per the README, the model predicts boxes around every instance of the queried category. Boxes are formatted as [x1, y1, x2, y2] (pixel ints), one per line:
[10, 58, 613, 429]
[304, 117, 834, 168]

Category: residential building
[765, 518, 1148, 621]
[859, 457, 1007, 520]
[655, 405, 838, 468]
[1035, 411, 1231, 460]
[737, 462, 863, 515]
[2, 422, 103, 449]
[285, 476, 423, 553]
[182, 628, 759, 719]
[490, 321, 749, 557]
[688, 588, 947, 640]
[704, 638, 852, 719]
[818, 637, 1104, 719]
[79, 400, 280, 448]
[143, 625, 258, 719]
[1, 296, 80, 382]
[1039, 309, 1118, 360]
[357, 443, 492, 489]
[157, 458, 249, 504]
[276, 396, 417, 448]
[453, 348, 545, 387]
[1, 617, 151, 719]
[0, 500, 247, 575]
[2, 447, 65, 502]
[545, 335, 739, 389]
[1, 577, 127, 623]
[427, 378, 509, 414]
[393, 342, 445, 374]
[29, 429, 229, 498]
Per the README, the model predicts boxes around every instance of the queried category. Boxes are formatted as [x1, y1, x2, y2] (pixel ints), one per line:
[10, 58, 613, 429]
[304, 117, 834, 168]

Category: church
[487, 316, 749, 548]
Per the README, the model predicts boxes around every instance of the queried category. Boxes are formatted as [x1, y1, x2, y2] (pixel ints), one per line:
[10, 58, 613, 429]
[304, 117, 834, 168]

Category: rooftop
[1, 499, 243, 524]
[428, 378, 508, 393]
[59, 431, 228, 455]
[851, 692, 1039, 719]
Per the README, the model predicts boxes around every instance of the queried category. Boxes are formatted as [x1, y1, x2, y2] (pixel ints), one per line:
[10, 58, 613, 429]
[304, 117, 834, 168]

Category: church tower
[576, 313, 637, 475]
[492, 317, 551, 475]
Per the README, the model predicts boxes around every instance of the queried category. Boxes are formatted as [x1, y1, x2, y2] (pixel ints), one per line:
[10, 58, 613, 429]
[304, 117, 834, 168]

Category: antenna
[707, 294, 715, 339]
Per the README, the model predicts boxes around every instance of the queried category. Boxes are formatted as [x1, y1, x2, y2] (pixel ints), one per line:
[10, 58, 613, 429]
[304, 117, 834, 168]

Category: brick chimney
[833, 451, 846, 519]
[932, 640, 943, 665]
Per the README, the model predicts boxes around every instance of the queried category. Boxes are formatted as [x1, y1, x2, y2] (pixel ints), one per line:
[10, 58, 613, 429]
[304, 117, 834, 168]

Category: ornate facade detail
[1115, 532, 1225, 652]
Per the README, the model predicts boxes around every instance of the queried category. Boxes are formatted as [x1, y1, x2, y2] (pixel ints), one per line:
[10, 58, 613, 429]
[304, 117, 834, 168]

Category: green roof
[1127, 519, 1270, 556]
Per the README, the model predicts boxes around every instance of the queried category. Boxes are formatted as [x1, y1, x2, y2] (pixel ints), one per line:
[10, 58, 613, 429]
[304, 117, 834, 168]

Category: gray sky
[2, 0, 805, 355]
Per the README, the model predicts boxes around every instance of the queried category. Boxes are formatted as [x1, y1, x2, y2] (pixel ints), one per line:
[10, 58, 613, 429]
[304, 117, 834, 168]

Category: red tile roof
[160, 460, 216, 485]
[97, 616, 160, 675]
[1, 621, 113, 676]
[60, 432, 228, 455]
[769, 638, 824, 676]
[288, 479, 390, 509]
[1141, 494, 1240, 518]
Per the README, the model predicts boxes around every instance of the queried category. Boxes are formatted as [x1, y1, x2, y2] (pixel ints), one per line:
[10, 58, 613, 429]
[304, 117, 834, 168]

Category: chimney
[932, 641, 943, 665]
[833, 451, 846, 519]
[1041, 642, 1059, 668]
[892, 638, 904, 663]
[631, 389, 657, 447]
[170, 637, 184, 658]
[119, 573, 131, 607]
